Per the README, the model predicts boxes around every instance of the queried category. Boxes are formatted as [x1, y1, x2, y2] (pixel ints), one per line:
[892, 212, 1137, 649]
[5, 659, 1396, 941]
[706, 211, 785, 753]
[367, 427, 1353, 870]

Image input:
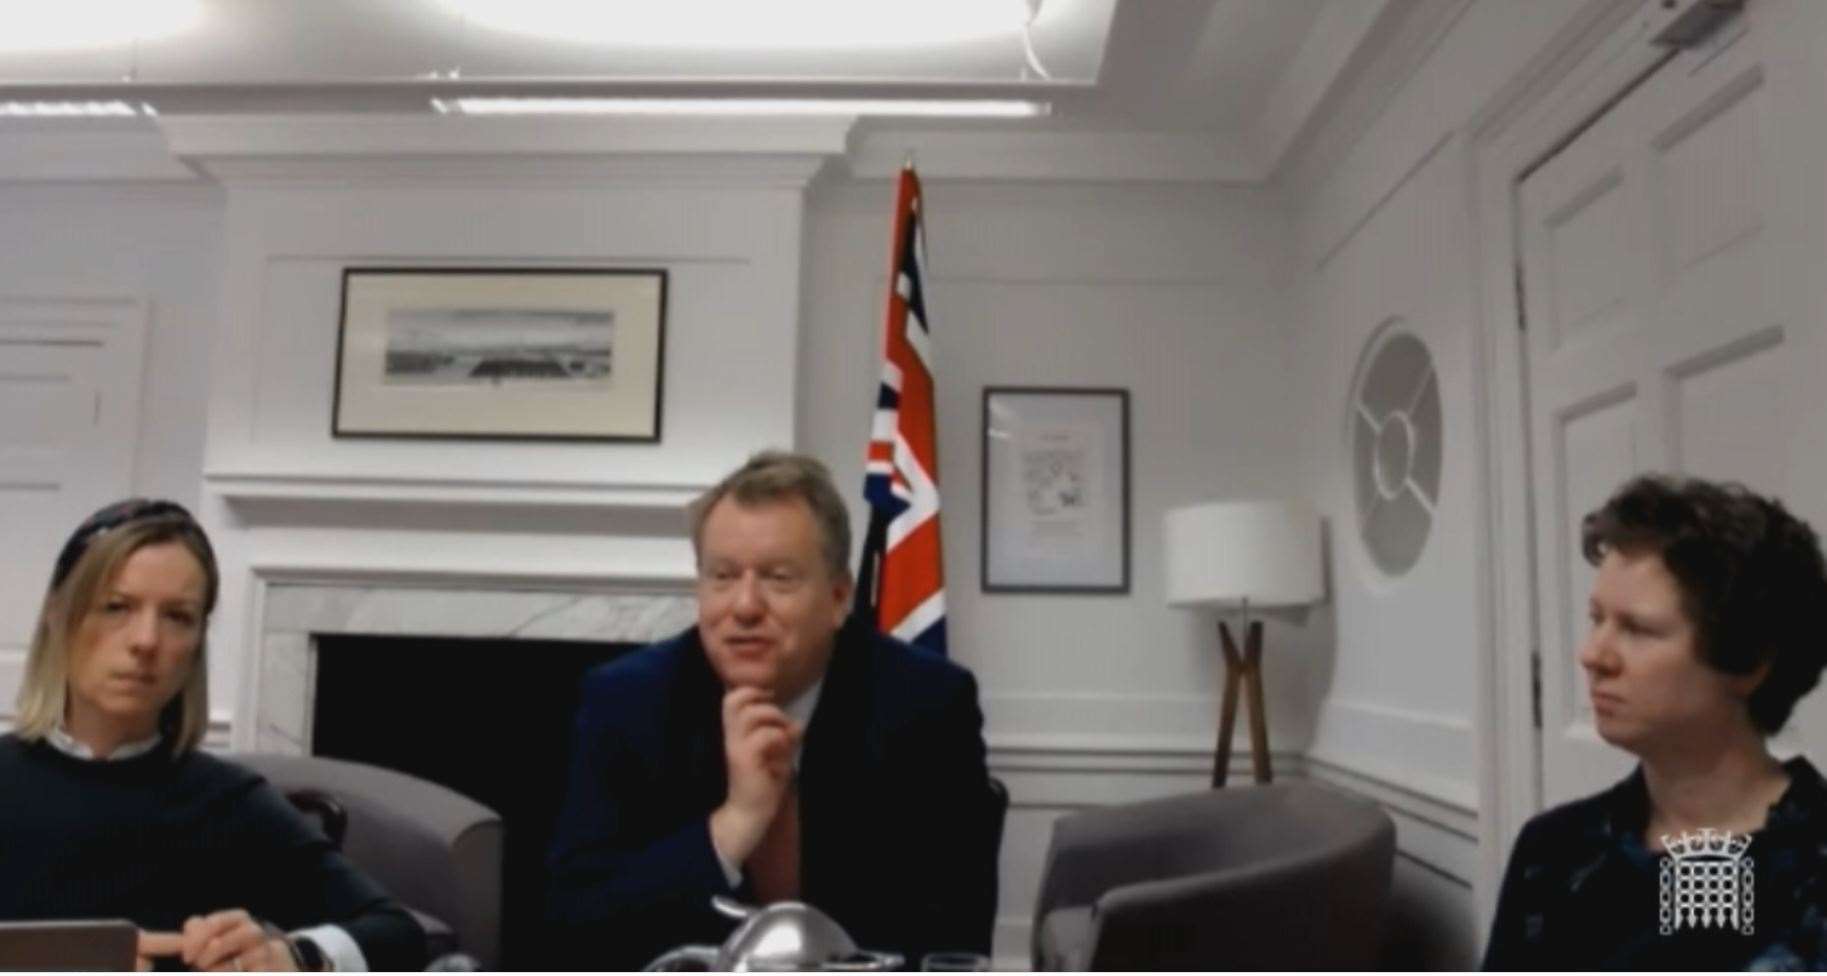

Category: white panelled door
[0, 300, 145, 699]
[1519, 18, 1790, 807]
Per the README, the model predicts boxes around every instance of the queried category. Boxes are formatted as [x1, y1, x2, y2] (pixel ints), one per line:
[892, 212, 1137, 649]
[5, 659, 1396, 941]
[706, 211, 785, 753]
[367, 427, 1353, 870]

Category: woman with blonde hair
[0, 499, 424, 971]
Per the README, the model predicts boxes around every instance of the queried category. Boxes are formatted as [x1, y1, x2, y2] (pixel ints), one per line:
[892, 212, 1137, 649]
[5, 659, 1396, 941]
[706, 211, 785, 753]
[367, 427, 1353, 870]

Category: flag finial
[903, 151, 916, 171]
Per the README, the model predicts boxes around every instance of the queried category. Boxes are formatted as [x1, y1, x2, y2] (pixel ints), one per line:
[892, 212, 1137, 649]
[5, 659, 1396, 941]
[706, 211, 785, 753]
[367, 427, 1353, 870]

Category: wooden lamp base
[1213, 618, 1271, 787]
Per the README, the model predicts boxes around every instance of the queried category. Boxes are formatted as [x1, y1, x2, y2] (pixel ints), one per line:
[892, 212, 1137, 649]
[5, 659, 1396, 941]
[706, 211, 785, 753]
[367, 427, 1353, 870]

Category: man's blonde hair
[15, 517, 218, 753]
[687, 450, 853, 580]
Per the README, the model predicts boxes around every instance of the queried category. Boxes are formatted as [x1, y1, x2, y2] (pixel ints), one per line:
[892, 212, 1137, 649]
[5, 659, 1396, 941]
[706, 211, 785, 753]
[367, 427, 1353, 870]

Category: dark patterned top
[1485, 756, 1827, 970]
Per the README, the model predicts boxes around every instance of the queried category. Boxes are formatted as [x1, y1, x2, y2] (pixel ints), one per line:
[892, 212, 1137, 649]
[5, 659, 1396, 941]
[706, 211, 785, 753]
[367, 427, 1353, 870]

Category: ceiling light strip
[431, 97, 1049, 118]
[0, 100, 153, 117]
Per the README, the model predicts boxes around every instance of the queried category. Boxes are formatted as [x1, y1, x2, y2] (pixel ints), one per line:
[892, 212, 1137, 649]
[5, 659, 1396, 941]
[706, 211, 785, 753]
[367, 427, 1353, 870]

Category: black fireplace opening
[312, 634, 635, 969]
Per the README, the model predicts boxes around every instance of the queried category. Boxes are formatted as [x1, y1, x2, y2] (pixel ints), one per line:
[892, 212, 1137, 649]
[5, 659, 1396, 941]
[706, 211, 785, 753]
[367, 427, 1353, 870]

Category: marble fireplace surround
[252, 580, 698, 755]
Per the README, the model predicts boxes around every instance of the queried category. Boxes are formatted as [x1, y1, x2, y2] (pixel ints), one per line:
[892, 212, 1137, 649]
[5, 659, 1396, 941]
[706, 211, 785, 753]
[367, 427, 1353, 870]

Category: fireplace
[314, 633, 635, 968]
[248, 580, 697, 967]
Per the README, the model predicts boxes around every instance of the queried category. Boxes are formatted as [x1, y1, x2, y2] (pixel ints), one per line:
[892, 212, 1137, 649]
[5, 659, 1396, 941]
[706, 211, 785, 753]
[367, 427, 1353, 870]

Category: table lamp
[1165, 500, 1325, 786]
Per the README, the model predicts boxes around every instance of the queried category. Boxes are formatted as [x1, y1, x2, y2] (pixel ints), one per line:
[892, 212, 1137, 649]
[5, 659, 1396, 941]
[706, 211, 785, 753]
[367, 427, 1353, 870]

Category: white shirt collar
[47, 724, 162, 762]
[784, 677, 823, 729]
[785, 677, 823, 769]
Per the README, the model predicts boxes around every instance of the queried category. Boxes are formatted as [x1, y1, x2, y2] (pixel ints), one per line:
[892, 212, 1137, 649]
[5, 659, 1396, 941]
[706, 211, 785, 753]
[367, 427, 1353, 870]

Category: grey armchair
[1032, 781, 1394, 970]
[232, 753, 505, 970]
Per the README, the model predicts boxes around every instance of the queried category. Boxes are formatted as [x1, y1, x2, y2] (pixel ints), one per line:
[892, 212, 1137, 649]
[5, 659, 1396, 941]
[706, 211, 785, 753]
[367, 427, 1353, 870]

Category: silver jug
[644, 897, 904, 971]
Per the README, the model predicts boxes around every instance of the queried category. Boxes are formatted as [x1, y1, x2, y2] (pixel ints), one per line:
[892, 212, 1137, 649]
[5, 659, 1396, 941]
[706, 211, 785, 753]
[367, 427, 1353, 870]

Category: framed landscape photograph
[333, 267, 667, 441]
[981, 386, 1131, 593]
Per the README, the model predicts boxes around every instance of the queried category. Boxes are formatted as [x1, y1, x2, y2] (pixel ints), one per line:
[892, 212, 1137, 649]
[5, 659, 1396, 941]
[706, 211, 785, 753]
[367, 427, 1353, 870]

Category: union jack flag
[856, 166, 947, 655]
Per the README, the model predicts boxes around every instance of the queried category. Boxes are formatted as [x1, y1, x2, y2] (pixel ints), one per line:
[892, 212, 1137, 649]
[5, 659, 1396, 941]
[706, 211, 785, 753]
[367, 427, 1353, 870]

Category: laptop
[0, 920, 138, 972]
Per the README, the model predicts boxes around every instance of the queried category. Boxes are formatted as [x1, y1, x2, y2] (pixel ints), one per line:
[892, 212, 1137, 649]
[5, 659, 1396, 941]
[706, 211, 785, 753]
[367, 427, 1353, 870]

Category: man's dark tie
[745, 778, 801, 903]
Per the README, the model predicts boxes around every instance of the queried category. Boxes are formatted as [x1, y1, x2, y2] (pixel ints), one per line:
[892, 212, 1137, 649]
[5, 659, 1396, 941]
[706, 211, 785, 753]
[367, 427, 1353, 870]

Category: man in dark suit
[546, 451, 995, 970]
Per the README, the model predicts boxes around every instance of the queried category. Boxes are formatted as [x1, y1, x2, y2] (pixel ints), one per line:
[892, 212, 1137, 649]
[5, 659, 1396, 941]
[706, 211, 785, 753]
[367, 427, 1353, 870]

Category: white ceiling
[0, 0, 1408, 182]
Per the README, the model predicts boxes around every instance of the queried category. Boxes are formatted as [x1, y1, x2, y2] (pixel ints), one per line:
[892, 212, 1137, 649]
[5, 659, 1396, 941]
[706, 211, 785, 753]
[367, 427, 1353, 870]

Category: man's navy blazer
[546, 616, 995, 969]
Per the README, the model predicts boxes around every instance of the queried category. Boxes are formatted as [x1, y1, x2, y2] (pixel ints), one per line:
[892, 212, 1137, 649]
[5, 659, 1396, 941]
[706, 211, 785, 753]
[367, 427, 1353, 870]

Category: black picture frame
[332, 267, 668, 442]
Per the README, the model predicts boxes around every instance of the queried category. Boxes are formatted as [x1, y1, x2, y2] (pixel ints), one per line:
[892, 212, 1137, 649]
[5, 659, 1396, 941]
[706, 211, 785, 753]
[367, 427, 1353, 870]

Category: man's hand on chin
[709, 685, 802, 867]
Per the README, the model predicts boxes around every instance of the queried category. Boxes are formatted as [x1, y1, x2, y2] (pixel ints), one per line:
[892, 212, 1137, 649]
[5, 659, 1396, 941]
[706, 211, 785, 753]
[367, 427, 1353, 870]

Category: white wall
[1294, 137, 1481, 801]
[802, 179, 1312, 744]
[799, 177, 1317, 957]
[0, 184, 220, 508]
[1290, 138, 1484, 968]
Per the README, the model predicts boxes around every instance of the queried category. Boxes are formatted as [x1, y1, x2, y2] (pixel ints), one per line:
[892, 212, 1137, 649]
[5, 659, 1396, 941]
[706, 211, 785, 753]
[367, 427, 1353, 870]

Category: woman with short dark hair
[0, 499, 426, 971]
[1484, 475, 1827, 970]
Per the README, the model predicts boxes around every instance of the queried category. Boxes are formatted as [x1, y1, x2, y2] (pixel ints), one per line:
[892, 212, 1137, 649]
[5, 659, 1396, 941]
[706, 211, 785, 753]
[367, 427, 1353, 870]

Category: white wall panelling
[171, 117, 845, 739]
[1286, 10, 1576, 960]
[1294, 135, 1483, 801]
[193, 184, 819, 491]
[0, 297, 147, 711]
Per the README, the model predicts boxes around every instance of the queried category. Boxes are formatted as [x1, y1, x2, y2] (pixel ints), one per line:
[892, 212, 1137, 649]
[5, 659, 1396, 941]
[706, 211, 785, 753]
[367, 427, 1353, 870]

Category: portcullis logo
[1659, 828, 1754, 935]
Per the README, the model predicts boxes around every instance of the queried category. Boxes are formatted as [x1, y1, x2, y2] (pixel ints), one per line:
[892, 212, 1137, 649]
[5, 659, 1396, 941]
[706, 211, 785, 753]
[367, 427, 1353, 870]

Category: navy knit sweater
[0, 734, 425, 971]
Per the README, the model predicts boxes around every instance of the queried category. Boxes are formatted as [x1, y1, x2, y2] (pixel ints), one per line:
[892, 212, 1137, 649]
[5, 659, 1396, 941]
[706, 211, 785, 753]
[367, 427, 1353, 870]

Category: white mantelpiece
[253, 579, 695, 754]
[183, 115, 832, 747]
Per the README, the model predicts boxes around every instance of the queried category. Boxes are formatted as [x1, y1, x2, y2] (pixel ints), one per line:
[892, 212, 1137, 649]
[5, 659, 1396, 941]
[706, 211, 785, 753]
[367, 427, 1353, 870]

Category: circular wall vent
[1349, 326, 1441, 577]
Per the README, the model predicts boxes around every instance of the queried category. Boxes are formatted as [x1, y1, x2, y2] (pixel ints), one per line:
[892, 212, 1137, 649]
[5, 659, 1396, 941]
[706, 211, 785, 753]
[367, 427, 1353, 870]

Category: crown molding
[206, 469, 705, 513]
[0, 124, 198, 182]
[157, 113, 849, 185]
[159, 113, 853, 156]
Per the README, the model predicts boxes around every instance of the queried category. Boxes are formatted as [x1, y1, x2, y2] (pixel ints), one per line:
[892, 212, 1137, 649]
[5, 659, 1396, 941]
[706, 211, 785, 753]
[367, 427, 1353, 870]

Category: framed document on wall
[981, 386, 1131, 593]
[332, 267, 667, 441]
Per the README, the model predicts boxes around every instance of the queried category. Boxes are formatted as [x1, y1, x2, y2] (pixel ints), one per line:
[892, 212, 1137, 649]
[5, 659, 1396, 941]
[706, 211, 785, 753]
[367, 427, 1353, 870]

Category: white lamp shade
[1163, 500, 1325, 608]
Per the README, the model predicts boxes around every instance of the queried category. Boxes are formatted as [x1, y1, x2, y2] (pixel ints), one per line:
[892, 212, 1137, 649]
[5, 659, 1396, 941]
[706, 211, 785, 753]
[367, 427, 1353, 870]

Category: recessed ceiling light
[430, 97, 1051, 118]
[0, 0, 202, 52]
[0, 101, 156, 117]
[435, 0, 1040, 48]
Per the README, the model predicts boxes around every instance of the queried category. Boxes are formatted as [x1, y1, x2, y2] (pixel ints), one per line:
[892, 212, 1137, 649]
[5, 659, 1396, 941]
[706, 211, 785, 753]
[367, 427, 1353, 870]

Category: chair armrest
[1087, 833, 1393, 971]
[1033, 800, 1214, 920]
[230, 754, 505, 970]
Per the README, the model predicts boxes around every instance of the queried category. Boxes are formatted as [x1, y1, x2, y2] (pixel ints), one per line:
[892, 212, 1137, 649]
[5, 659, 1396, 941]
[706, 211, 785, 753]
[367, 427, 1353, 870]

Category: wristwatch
[287, 935, 329, 972]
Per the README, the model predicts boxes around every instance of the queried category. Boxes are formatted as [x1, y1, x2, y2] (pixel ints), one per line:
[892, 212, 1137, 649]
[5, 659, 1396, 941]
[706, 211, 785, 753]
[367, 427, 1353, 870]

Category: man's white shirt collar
[785, 678, 822, 730]
[786, 678, 823, 770]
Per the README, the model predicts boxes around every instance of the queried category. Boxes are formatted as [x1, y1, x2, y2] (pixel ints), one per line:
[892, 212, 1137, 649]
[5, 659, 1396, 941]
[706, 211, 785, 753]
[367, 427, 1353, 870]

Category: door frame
[1465, 0, 1703, 933]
